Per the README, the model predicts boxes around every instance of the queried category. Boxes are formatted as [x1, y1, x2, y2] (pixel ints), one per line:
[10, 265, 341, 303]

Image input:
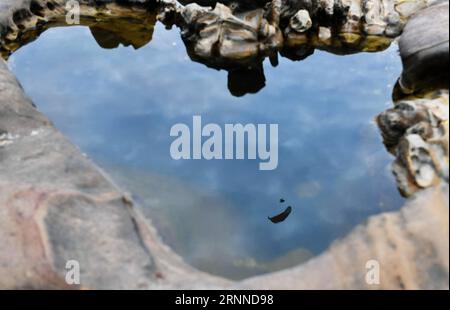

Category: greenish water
[9, 24, 404, 280]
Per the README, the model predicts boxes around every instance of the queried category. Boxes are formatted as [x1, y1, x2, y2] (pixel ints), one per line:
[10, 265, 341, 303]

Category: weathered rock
[0, 1, 229, 290]
[236, 185, 449, 289]
[398, 1, 449, 95]
[378, 90, 449, 197]
[377, 2, 449, 197]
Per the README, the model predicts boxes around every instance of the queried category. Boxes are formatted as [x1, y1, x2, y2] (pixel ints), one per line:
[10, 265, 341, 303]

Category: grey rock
[377, 91, 449, 197]
[378, 2, 449, 197]
[398, 2, 449, 94]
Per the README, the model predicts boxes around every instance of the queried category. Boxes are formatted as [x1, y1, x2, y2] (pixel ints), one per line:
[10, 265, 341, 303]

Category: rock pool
[9, 23, 404, 280]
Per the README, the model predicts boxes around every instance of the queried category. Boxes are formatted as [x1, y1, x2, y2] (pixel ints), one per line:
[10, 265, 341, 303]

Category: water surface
[9, 24, 404, 279]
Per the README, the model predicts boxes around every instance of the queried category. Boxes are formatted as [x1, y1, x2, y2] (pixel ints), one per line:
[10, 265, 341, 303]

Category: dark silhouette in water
[269, 206, 292, 224]
[227, 65, 266, 97]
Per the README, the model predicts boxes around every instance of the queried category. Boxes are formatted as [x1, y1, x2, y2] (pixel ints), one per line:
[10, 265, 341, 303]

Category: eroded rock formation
[377, 90, 449, 197]
[377, 2, 449, 196]
[0, 0, 449, 289]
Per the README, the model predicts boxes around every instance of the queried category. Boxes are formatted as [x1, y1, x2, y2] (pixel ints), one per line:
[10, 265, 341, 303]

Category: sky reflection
[9, 24, 404, 279]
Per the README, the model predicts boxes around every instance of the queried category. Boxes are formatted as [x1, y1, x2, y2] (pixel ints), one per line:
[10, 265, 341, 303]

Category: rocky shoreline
[0, 0, 448, 289]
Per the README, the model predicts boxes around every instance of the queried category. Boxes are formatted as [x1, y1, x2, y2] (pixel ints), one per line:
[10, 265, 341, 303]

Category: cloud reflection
[10, 24, 405, 279]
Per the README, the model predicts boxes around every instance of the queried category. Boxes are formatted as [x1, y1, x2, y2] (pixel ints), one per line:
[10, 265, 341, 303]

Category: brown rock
[236, 185, 449, 290]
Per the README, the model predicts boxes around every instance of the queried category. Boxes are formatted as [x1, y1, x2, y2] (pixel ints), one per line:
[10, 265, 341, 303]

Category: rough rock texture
[377, 90, 449, 197]
[398, 1, 449, 94]
[0, 57, 229, 289]
[236, 185, 449, 290]
[1, 0, 449, 289]
[377, 2, 449, 197]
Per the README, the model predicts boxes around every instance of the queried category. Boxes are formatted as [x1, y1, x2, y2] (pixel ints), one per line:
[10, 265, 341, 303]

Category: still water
[9, 24, 404, 280]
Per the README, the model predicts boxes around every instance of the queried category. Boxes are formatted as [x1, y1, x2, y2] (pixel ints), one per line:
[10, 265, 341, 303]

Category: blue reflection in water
[9, 24, 404, 279]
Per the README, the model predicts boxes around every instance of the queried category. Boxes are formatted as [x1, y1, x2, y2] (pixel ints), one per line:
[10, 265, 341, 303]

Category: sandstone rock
[236, 185, 449, 290]
[0, 31, 229, 290]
